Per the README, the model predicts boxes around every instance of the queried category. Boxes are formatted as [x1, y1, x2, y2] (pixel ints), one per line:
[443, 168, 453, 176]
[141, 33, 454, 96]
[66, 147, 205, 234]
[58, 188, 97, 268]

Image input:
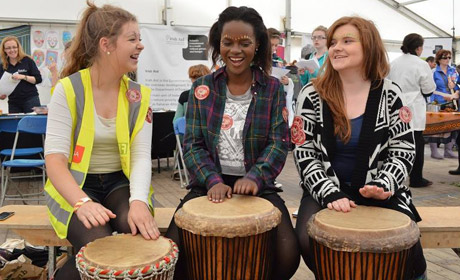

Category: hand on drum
[327, 198, 356, 212]
[208, 183, 232, 203]
[359, 185, 391, 200]
[233, 178, 258, 196]
[128, 200, 160, 240]
[75, 201, 116, 229]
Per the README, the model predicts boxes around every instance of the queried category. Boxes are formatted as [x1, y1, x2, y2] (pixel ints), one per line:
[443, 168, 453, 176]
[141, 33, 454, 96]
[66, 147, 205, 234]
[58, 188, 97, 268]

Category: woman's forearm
[45, 153, 88, 207]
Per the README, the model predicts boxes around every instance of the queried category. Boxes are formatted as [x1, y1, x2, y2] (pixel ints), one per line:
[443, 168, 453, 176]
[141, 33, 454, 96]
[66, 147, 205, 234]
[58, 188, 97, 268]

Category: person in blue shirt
[300, 25, 328, 86]
[429, 49, 459, 159]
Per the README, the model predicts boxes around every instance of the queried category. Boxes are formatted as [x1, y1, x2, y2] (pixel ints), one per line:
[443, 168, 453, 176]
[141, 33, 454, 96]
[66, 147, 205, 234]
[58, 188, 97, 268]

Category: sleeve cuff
[321, 191, 351, 207]
[129, 197, 150, 207]
[205, 173, 224, 190]
[245, 173, 263, 192]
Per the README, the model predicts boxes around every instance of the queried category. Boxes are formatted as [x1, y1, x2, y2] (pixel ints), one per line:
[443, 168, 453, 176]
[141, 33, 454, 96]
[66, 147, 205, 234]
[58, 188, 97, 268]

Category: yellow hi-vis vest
[44, 68, 154, 239]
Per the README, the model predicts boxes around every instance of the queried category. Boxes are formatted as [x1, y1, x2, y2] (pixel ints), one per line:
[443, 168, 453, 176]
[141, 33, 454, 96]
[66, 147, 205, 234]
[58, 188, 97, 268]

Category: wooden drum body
[307, 206, 420, 280]
[76, 235, 178, 280]
[174, 195, 281, 280]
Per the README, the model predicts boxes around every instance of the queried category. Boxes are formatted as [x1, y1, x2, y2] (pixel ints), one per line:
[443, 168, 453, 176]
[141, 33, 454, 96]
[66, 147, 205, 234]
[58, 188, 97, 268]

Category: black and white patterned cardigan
[293, 79, 417, 217]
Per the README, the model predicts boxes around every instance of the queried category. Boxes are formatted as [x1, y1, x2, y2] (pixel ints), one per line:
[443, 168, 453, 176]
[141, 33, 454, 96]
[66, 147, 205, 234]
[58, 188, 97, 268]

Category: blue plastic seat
[1, 116, 47, 206]
[173, 117, 188, 187]
[0, 118, 44, 159]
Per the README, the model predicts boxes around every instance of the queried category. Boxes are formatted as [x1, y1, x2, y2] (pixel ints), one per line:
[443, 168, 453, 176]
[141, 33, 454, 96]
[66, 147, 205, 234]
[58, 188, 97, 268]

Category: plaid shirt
[184, 66, 289, 192]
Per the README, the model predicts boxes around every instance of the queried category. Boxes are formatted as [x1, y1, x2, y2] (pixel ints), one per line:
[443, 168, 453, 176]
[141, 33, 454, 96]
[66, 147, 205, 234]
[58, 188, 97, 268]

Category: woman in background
[388, 33, 436, 187]
[429, 49, 459, 159]
[0, 36, 42, 113]
[300, 25, 328, 86]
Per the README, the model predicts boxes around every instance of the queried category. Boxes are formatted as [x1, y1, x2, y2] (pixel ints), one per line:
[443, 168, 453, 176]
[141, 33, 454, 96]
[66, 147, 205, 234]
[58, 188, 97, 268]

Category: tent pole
[284, 0, 292, 63]
[163, 0, 172, 26]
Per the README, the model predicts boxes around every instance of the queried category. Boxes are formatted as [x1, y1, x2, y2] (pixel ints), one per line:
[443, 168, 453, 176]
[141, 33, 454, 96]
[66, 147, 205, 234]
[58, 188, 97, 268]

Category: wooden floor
[2, 147, 460, 279]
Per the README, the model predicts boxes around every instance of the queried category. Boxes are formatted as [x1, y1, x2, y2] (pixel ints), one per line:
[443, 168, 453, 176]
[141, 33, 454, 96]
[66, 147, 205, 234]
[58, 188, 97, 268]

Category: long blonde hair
[312, 16, 389, 143]
[61, 0, 137, 78]
[1, 36, 28, 70]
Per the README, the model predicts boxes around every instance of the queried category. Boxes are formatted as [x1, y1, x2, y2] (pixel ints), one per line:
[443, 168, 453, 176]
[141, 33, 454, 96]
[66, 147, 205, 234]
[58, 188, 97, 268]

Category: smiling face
[220, 20, 257, 78]
[4, 40, 19, 61]
[329, 24, 363, 74]
[109, 21, 144, 74]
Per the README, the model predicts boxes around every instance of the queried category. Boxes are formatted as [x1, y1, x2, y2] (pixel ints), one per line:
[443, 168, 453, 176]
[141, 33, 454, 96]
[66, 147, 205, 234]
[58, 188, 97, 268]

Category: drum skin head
[83, 235, 172, 269]
[307, 206, 420, 253]
[174, 194, 281, 237]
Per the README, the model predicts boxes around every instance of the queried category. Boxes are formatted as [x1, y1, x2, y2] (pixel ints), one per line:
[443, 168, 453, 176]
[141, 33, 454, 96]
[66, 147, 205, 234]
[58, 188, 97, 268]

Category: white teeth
[230, 57, 243, 62]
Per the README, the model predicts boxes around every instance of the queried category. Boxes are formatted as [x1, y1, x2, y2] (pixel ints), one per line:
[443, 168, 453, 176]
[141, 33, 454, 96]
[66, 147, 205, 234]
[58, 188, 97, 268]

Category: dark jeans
[410, 131, 425, 185]
[82, 171, 129, 203]
[8, 95, 40, 113]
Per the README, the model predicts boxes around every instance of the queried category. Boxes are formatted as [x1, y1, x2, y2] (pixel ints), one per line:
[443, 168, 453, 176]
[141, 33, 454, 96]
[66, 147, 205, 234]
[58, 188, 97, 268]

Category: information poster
[421, 37, 453, 59]
[138, 25, 211, 111]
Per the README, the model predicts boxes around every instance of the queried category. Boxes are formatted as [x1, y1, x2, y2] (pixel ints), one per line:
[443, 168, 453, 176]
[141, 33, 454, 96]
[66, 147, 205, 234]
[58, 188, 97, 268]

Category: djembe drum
[76, 235, 178, 280]
[307, 206, 420, 280]
[174, 194, 281, 280]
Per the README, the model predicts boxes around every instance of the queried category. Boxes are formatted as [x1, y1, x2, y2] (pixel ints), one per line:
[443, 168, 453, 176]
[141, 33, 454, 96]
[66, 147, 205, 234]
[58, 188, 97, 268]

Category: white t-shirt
[45, 82, 153, 205]
[217, 87, 251, 176]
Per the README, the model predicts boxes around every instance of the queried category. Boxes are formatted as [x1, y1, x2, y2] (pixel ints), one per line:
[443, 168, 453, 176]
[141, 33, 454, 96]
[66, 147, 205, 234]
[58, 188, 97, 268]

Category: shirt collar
[214, 65, 267, 87]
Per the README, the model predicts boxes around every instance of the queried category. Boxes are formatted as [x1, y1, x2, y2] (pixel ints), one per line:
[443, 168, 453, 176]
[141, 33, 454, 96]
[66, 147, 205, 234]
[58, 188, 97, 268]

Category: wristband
[23, 75, 27, 82]
[73, 197, 92, 212]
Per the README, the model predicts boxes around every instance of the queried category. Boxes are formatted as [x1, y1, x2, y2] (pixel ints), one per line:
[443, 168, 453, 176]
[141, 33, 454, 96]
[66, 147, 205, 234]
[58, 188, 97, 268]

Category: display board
[138, 25, 211, 111]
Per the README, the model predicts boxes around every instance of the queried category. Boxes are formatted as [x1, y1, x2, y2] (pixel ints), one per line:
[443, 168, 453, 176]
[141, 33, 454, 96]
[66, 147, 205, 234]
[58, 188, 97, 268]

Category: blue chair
[173, 117, 189, 188]
[1, 116, 47, 206]
[0, 118, 44, 161]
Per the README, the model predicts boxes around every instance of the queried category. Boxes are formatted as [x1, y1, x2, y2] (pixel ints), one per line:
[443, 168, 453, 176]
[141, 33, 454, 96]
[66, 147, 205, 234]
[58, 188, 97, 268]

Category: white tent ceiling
[0, 0, 458, 61]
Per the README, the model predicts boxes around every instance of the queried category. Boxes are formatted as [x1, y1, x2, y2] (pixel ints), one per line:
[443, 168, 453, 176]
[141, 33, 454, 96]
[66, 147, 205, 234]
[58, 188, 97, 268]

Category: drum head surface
[174, 194, 281, 237]
[316, 205, 409, 230]
[83, 235, 172, 269]
[307, 206, 420, 252]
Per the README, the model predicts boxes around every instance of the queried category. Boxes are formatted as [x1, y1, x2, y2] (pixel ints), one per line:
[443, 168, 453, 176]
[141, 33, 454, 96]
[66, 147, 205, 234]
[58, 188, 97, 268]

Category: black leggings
[165, 189, 301, 280]
[295, 195, 426, 278]
[54, 187, 131, 280]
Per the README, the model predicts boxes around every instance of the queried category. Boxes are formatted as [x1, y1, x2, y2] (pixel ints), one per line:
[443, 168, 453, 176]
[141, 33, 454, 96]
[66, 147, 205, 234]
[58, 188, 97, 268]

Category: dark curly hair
[208, 6, 271, 75]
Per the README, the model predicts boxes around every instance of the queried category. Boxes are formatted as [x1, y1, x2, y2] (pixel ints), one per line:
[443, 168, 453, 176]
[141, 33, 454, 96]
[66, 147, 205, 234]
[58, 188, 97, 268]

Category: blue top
[331, 114, 363, 184]
[431, 64, 459, 103]
[300, 52, 328, 86]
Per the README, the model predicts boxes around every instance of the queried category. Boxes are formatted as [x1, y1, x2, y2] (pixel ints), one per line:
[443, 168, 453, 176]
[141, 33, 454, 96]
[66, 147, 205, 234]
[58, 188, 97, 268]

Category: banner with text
[138, 25, 212, 111]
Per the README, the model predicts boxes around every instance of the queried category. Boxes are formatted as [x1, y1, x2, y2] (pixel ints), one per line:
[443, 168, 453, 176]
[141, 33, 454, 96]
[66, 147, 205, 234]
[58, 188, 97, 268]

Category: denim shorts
[82, 170, 129, 203]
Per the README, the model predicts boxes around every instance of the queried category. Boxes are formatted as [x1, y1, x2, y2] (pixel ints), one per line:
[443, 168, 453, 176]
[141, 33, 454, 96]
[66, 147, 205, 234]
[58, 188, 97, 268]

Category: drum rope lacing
[76, 239, 179, 280]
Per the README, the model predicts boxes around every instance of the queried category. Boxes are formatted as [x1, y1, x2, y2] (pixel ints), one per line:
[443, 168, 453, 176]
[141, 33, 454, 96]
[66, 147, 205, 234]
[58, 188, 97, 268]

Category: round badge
[282, 107, 289, 123]
[291, 116, 306, 145]
[221, 114, 233, 130]
[194, 85, 210, 100]
[145, 107, 153, 123]
[126, 89, 141, 103]
[399, 106, 412, 124]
